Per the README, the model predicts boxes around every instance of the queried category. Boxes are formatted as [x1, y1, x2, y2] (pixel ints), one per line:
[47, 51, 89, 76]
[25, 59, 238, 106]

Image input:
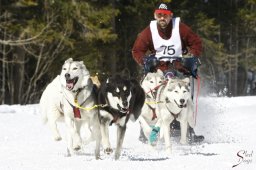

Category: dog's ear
[183, 77, 190, 84]
[156, 69, 164, 76]
[145, 73, 152, 80]
[104, 78, 112, 91]
[168, 78, 176, 84]
[121, 68, 130, 79]
[80, 62, 87, 70]
[106, 78, 109, 84]
[78, 61, 90, 76]
[79, 61, 84, 65]
[65, 58, 73, 63]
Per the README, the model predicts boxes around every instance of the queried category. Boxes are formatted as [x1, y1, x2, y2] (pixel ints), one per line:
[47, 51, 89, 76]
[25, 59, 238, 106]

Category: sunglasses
[155, 13, 171, 18]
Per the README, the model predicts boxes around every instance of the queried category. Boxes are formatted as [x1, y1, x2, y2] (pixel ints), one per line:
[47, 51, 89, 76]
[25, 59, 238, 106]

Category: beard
[158, 20, 168, 29]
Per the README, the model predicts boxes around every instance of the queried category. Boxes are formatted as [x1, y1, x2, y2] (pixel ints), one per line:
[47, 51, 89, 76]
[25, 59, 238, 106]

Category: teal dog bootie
[149, 126, 160, 145]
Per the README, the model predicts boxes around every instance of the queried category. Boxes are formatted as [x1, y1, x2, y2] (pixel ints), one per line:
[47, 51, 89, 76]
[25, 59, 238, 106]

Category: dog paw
[95, 155, 102, 160]
[115, 153, 120, 160]
[166, 147, 172, 154]
[65, 148, 71, 157]
[54, 136, 62, 141]
[148, 144, 156, 152]
[180, 139, 187, 145]
[104, 148, 113, 155]
[150, 141, 157, 146]
[73, 136, 82, 149]
[73, 145, 81, 151]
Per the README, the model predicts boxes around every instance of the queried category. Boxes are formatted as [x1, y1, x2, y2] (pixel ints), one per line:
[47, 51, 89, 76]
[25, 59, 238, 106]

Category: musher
[132, 2, 204, 143]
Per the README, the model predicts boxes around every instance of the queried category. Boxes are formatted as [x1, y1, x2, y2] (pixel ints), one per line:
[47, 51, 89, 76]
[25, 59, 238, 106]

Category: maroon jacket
[132, 19, 202, 70]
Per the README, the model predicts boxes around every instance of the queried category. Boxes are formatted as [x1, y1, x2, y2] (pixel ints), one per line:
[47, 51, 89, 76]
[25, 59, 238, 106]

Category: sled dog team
[40, 58, 196, 160]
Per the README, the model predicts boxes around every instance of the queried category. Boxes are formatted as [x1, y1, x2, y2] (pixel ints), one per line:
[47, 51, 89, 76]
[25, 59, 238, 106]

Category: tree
[0, 0, 119, 104]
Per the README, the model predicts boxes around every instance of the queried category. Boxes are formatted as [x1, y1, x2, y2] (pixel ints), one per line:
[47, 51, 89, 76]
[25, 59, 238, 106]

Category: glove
[173, 60, 190, 74]
[149, 126, 160, 145]
[182, 57, 201, 79]
[143, 54, 159, 74]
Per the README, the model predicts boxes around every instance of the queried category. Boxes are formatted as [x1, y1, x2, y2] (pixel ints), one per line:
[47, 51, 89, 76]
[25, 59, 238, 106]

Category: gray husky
[156, 78, 195, 153]
[138, 69, 165, 142]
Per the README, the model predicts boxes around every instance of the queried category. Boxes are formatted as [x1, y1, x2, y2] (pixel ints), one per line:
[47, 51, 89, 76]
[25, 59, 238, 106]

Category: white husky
[138, 70, 165, 140]
[39, 58, 101, 159]
[155, 78, 195, 153]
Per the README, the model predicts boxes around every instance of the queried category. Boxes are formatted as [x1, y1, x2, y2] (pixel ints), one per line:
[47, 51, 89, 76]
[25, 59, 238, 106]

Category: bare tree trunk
[234, 0, 238, 96]
[13, 47, 26, 104]
[110, 0, 116, 74]
[228, 25, 233, 96]
[1, 12, 7, 104]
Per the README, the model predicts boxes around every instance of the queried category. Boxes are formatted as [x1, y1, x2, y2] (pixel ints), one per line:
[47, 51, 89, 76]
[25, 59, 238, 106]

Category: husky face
[106, 77, 132, 112]
[165, 78, 190, 108]
[60, 58, 90, 91]
[141, 69, 164, 99]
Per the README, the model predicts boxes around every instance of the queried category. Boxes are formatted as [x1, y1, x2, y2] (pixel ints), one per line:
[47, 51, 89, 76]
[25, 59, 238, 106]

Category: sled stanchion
[194, 76, 201, 126]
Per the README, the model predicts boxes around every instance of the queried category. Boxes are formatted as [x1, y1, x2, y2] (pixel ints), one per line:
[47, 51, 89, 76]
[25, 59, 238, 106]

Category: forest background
[0, 0, 256, 104]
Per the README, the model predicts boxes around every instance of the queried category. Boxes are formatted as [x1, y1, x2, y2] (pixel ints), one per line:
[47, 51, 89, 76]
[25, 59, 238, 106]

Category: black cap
[155, 2, 172, 14]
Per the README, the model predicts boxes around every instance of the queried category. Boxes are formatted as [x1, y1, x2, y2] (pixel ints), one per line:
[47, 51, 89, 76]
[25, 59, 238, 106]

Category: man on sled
[132, 2, 204, 144]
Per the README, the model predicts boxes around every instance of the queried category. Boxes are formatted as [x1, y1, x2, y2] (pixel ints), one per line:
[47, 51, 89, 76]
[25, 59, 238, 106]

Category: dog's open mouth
[66, 77, 78, 90]
[117, 104, 129, 113]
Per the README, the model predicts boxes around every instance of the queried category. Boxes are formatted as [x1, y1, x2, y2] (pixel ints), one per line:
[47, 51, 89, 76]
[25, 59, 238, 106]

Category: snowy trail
[0, 96, 256, 170]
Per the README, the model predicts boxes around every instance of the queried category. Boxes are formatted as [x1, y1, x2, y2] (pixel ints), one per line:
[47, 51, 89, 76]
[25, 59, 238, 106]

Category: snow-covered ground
[0, 96, 255, 170]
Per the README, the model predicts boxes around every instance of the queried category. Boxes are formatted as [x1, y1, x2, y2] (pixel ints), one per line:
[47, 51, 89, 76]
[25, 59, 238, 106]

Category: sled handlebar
[158, 56, 182, 62]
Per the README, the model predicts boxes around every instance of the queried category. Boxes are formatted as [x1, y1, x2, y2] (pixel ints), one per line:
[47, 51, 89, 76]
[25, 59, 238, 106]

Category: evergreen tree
[0, 0, 119, 104]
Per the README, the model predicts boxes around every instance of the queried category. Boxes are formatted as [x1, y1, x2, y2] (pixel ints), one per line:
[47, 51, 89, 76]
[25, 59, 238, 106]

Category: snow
[0, 96, 256, 170]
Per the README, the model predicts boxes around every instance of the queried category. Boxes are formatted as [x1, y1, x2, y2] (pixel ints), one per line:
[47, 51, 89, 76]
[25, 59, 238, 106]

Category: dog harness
[146, 103, 157, 121]
[144, 81, 167, 120]
[73, 87, 87, 118]
[66, 100, 83, 119]
[64, 86, 94, 119]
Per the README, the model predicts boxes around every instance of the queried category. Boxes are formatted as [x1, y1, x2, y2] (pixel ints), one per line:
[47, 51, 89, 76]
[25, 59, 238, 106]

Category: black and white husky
[98, 71, 145, 160]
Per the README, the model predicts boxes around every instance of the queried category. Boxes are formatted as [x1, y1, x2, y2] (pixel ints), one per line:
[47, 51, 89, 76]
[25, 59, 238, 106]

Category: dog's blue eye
[63, 68, 67, 70]
[73, 68, 77, 70]
[183, 91, 187, 93]
[174, 91, 178, 93]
